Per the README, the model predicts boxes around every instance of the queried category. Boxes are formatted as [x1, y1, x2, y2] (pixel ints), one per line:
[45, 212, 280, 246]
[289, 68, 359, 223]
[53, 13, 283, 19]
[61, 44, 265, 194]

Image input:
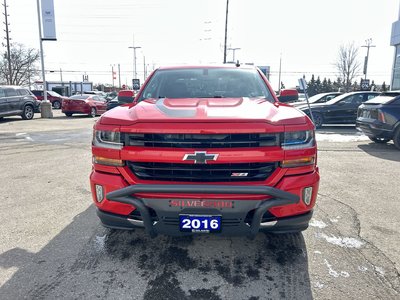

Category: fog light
[95, 184, 104, 203]
[303, 187, 313, 205]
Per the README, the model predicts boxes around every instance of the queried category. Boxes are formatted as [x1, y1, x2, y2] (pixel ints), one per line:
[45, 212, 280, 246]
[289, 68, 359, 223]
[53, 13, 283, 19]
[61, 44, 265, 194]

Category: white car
[292, 92, 342, 107]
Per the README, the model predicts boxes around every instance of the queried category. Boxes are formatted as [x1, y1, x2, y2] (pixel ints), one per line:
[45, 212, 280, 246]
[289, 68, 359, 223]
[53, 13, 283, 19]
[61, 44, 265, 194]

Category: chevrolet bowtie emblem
[182, 151, 219, 164]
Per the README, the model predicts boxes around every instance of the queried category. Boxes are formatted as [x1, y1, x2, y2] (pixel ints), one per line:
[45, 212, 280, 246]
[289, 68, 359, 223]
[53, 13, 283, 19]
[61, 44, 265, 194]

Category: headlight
[282, 130, 314, 149]
[93, 130, 123, 149]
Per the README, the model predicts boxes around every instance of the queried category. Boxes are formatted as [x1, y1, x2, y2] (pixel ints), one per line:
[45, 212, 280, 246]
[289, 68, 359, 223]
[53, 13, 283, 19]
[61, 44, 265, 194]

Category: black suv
[356, 91, 400, 149]
[297, 91, 379, 128]
[0, 86, 40, 120]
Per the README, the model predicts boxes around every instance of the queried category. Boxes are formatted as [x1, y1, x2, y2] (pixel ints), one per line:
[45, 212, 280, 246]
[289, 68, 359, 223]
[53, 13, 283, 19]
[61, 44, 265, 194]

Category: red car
[62, 94, 107, 117]
[31, 90, 68, 109]
[90, 65, 320, 237]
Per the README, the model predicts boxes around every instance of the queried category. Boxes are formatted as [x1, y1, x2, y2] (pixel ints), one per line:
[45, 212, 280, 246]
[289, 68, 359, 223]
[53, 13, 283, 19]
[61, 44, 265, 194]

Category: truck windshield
[139, 68, 274, 102]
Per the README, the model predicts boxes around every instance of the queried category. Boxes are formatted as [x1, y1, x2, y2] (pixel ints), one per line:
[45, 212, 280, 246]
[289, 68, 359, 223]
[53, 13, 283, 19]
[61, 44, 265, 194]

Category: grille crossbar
[125, 133, 279, 148]
[127, 161, 278, 182]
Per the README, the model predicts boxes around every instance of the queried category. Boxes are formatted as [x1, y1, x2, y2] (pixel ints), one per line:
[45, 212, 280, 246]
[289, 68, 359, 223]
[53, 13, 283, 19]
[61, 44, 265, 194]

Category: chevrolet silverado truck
[90, 65, 319, 237]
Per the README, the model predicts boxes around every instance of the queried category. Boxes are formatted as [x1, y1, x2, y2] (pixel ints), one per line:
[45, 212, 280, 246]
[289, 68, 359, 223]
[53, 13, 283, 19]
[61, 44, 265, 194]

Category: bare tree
[0, 43, 40, 86]
[335, 42, 361, 92]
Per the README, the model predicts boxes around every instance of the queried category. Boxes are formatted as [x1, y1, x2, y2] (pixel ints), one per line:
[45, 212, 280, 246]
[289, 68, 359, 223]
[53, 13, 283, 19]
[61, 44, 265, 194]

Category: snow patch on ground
[316, 133, 369, 142]
[324, 259, 350, 278]
[314, 281, 324, 289]
[374, 266, 385, 276]
[316, 233, 364, 249]
[358, 266, 368, 272]
[310, 219, 328, 228]
[94, 235, 107, 252]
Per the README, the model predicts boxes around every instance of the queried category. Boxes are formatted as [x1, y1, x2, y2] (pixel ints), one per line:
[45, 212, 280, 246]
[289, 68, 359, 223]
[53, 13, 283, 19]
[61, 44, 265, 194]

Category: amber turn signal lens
[281, 157, 314, 168]
[93, 156, 124, 167]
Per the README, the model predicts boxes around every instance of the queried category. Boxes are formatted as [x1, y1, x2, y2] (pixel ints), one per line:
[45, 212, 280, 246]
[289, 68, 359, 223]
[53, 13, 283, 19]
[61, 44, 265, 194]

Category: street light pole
[143, 56, 146, 82]
[118, 63, 121, 88]
[223, 0, 229, 63]
[36, 0, 52, 118]
[278, 53, 282, 93]
[128, 46, 141, 80]
[361, 38, 376, 80]
[128, 35, 141, 84]
[3, 0, 12, 84]
[111, 65, 115, 88]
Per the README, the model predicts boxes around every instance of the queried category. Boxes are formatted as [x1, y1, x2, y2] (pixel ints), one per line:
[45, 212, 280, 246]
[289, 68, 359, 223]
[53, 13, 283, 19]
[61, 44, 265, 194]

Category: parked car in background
[292, 92, 342, 107]
[105, 91, 117, 101]
[298, 93, 306, 101]
[275, 89, 298, 102]
[298, 91, 380, 128]
[31, 90, 68, 109]
[0, 86, 40, 120]
[83, 90, 107, 98]
[356, 91, 400, 149]
[62, 94, 107, 117]
[106, 90, 135, 110]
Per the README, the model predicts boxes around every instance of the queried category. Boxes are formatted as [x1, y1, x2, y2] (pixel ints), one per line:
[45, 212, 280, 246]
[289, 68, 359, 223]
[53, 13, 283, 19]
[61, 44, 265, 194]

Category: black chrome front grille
[127, 161, 278, 182]
[124, 133, 279, 148]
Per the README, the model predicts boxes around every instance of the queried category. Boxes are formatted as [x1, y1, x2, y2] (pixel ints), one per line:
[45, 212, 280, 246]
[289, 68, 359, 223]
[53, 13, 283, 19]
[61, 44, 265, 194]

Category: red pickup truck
[90, 65, 319, 237]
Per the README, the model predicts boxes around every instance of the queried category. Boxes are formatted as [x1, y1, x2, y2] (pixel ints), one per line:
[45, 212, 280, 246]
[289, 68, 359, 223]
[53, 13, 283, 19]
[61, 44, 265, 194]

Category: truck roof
[157, 64, 257, 71]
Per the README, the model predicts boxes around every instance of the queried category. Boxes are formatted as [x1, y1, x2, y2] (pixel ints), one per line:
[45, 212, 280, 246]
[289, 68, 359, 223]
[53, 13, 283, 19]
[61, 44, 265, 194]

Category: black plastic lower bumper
[97, 208, 313, 236]
[103, 184, 309, 238]
[356, 121, 393, 139]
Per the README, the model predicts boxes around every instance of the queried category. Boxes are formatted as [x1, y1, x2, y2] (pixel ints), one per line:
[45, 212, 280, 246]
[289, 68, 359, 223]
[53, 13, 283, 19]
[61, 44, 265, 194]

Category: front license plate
[179, 215, 221, 233]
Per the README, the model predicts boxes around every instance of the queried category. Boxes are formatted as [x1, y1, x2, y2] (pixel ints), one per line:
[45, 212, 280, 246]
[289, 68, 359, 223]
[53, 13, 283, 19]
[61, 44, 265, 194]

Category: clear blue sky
[5, 0, 400, 89]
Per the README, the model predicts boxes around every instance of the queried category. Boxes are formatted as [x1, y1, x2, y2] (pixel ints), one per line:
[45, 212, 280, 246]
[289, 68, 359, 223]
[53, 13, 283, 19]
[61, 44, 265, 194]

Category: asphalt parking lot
[0, 110, 399, 299]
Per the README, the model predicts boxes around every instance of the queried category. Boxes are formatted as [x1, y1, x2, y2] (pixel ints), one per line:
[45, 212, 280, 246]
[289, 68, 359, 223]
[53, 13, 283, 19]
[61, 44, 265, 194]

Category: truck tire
[21, 105, 34, 120]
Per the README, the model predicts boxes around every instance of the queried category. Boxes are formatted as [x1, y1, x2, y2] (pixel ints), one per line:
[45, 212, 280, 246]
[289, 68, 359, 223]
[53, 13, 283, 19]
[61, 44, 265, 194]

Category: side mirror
[337, 101, 346, 106]
[277, 89, 299, 103]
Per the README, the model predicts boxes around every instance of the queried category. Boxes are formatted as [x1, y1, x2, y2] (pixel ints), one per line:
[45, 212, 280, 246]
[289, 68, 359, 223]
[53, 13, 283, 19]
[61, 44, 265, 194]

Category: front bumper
[99, 184, 310, 238]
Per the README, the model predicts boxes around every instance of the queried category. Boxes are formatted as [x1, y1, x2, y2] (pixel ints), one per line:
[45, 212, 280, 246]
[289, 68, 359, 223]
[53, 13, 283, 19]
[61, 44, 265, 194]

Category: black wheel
[53, 101, 61, 109]
[65, 113, 73, 117]
[368, 136, 390, 144]
[312, 112, 323, 128]
[21, 105, 34, 120]
[393, 127, 400, 150]
[89, 107, 97, 118]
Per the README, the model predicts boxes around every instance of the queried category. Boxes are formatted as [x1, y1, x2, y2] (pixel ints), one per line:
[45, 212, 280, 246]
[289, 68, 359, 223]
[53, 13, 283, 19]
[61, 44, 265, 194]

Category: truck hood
[100, 97, 308, 126]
